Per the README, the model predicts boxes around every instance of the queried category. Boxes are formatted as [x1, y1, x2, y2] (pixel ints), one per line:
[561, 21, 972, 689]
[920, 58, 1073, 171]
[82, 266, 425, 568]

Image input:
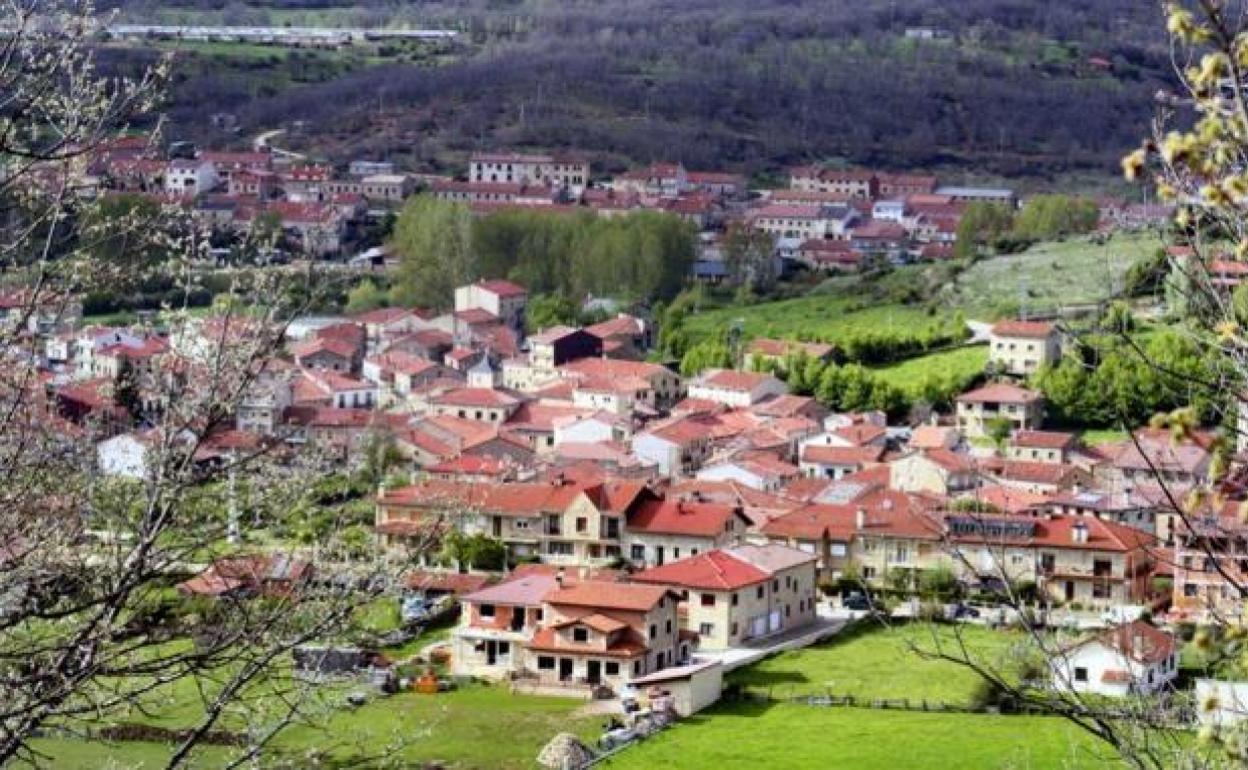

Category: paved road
[966, 320, 992, 343]
[698, 615, 848, 672]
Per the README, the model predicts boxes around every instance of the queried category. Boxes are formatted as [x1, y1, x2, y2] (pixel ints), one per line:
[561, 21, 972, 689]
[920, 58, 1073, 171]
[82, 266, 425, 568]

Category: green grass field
[603, 704, 1120, 770]
[945, 231, 1162, 318]
[727, 622, 1029, 705]
[24, 738, 232, 769]
[869, 344, 988, 396]
[33, 683, 598, 770]
[682, 295, 954, 347]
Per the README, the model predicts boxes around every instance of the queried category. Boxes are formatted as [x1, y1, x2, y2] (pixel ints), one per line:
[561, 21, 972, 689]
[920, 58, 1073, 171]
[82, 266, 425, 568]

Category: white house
[96, 429, 195, 479]
[871, 200, 907, 223]
[553, 411, 627, 446]
[687, 369, 787, 408]
[1049, 621, 1177, 697]
[165, 159, 218, 197]
[695, 456, 800, 492]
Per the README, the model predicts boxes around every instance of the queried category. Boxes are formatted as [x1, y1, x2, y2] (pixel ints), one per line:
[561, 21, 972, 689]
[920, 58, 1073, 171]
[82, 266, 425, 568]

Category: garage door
[751, 615, 767, 637]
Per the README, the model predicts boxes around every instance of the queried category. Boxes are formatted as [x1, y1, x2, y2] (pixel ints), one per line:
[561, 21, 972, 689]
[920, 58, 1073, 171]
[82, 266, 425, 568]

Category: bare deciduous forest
[104, 0, 1174, 180]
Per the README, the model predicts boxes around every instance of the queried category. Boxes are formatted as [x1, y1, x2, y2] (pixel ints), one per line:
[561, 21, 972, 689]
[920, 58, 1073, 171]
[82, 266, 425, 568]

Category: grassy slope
[35, 684, 598, 770]
[603, 704, 1117, 770]
[944, 231, 1162, 318]
[869, 344, 988, 396]
[727, 623, 1025, 705]
[607, 623, 1134, 770]
[682, 295, 952, 346]
[24, 739, 232, 769]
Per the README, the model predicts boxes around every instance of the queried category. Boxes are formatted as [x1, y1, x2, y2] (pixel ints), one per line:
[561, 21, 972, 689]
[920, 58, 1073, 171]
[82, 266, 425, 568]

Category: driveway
[698, 615, 848, 672]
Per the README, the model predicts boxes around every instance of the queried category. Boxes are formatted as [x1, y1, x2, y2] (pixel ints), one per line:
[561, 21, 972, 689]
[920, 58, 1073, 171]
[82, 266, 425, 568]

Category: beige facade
[630, 546, 821, 657]
[989, 326, 1061, 377]
[889, 452, 977, 495]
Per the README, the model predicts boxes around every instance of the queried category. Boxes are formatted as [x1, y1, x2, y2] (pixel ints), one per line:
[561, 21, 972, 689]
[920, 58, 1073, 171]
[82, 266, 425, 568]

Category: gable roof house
[695, 454, 803, 492]
[989, 320, 1061, 377]
[687, 369, 788, 408]
[522, 581, 688, 694]
[1049, 621, 1177, 697]
[955, 383, 1045, 437]
[889, 449, 979, 495]
[623, 497, 751, 569]
[631, 544, 818, 650]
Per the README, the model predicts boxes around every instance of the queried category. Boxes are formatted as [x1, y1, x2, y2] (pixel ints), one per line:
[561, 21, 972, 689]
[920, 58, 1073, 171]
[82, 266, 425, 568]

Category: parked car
[948, 602, 981, 620]
[843, 592, 873, 611]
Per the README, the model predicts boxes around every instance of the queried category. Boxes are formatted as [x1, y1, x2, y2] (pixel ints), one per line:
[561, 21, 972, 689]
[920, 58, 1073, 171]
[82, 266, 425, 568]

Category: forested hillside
[108, 0, 1174, 180]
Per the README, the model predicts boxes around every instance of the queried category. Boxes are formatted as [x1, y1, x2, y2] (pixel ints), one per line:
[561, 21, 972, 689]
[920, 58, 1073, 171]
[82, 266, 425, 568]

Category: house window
[1074, 667, 1088, 683]
[701, 593, 716, 607]
[631, 545, 645, 561]
[479, 604, 495, 618]
[756, 586, 765, 600]
[649, 624, 657, 639]
[538, 656, 555, 670]
[665, 620, 672, 634]
[572, 627, 589, 643]
[699, 622, 714, 636]
[605, 662, 620, 676]
[498, 641, 510, 655]
[731, 622, 739, 636]
[634, 661, 641, 675]
[732, 593, 739, 606]
[576, 517, 588, 533]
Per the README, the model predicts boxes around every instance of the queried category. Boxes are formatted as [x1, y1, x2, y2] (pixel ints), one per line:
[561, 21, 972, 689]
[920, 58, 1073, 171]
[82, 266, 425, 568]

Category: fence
[726, 685, 1195, 725]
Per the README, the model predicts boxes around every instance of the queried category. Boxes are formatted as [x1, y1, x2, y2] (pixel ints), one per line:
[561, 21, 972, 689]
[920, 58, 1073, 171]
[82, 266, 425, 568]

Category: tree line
[955, 194, 1102, 259]
[387, 196, 696, 309]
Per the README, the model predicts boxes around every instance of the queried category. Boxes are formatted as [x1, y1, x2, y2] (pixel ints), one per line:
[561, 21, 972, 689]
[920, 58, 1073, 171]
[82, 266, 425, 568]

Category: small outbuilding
[626, 658, 723, 716]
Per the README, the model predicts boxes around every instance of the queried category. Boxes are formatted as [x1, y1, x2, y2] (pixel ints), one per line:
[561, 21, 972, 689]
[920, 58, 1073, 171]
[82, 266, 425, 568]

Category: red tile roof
[956, 383, 1043, 405]
[802, 445, 885, 466]
[990, 320, 1056, 339]
[627, 498, 744, 537]
[1013, 430, 1075, 449]
[833, 423, 887, 446]
[699, 369, 780, 392]
[546, 580, 674, 612]
[430, 387, 520, 408]
[1077, 621, 1176, 665]
[473, 279, 527, 298]
[631, 550, 770, 591]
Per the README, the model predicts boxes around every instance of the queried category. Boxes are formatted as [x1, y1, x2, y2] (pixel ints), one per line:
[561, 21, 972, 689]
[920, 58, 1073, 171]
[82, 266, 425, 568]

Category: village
[14, 133, 1242, 767]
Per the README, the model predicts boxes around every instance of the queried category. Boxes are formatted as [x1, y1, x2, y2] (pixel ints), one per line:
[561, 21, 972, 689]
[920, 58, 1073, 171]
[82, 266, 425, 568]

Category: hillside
[106, 0, 1174, 182]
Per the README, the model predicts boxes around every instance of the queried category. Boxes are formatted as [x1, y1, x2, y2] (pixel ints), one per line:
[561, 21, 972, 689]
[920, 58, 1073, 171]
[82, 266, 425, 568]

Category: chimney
[856, 507, 867, 530]
[1071, 520, 1088, 544]
[555, 568, 565, 588]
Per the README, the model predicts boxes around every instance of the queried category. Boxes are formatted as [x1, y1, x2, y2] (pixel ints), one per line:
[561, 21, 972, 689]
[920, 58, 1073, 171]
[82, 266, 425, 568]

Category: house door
[511, 607, 525, 632]
[768, 610, 782, 633]
[559, 658, 574, 681]
[1064, 581, 1075, 601]
[486, 641, 497, 666]
[587, 660, 601, 684]
[655, 546, 665, 565]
